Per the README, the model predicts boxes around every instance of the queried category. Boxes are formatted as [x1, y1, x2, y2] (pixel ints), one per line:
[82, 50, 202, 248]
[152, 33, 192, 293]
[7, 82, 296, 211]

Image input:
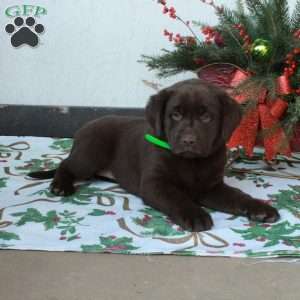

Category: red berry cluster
[164, 29, 196, 45]
[173, 33, 184, 44]
[214, 32, 224, 47]
[284, 48, 300, 93]
[158, 0, 176, 19]
[157, 0, 197, 45]
[201, 26, 216, 44]
[284, 49, 300, 77]
[194, 57, 206, 66]
[233, 24, 251, 47]
[163, 6, 176, 18]
[185, 36, 197, 46]
[201, 26, 224, 46]
[164, 29, 180, 42]
[140, 214, 152, 225]
[293, 29, 300, 38]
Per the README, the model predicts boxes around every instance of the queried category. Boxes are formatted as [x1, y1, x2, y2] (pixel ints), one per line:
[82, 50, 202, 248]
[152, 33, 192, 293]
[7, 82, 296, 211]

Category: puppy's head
[145, 79, 242, 158]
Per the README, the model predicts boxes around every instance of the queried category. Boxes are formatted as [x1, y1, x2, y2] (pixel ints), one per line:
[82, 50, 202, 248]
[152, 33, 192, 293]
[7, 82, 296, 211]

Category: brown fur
[28, 79, 280, 231]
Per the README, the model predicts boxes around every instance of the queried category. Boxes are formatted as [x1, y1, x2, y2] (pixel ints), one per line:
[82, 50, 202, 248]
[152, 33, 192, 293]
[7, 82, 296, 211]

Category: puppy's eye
[200, 112, 212, 123]
[171, 111, 183, 121]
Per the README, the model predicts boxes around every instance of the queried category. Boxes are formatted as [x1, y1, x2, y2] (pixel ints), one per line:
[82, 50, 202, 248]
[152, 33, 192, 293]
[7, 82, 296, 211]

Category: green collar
[144, 134, 171, 150]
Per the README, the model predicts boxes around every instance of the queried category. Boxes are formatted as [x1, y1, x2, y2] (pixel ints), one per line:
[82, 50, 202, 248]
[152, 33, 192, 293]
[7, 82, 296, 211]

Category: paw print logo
[5, 17, 44, 47]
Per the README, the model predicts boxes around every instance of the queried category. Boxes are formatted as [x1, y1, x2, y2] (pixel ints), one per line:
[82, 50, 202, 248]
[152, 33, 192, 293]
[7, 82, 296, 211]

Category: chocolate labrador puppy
[29, 79, 280, 231]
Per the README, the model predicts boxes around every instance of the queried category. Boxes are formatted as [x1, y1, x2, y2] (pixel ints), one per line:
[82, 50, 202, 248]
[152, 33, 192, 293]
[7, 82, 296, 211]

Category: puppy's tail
[27, 169, 56, 179]
[27, 170, 117, 183]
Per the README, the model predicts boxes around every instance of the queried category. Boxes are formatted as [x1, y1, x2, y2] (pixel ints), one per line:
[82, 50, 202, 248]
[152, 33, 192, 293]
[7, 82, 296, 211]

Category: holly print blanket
[1, 136, 300, 258]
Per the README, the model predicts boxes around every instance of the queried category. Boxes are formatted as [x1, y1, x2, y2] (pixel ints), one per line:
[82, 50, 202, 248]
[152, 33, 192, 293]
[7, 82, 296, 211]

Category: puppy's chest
[174, 160, 224, 191]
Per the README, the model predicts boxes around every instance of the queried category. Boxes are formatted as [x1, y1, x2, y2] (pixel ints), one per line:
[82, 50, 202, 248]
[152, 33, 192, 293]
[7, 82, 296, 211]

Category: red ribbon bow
[227, 70, 291, 160]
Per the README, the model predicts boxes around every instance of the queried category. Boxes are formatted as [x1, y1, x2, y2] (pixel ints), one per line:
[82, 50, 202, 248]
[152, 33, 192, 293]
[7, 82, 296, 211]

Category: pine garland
[142, 0, 300, 76]
[141, 0, 300, 138]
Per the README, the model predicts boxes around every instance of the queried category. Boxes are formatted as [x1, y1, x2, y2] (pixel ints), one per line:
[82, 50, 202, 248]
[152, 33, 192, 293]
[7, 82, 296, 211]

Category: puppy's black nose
[182, 135, 196, 146]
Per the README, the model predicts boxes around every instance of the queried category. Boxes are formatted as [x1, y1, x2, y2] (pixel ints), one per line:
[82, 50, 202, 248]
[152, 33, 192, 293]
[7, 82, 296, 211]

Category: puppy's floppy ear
[145, 89, 172, 137]
[219, 90, 242, 141]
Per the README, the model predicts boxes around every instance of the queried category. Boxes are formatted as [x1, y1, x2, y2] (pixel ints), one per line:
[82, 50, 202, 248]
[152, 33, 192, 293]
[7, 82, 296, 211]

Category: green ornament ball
[251, 39, 273, 61]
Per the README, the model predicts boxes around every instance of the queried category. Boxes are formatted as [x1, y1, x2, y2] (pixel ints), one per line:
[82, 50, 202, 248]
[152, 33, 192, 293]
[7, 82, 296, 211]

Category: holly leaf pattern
[270, 185, 300, 218]
[12, 208, 46, 226]
[2, 136, 300, 258]
[49, 139, 73, 152]
[133, 207, 184, 236]
[32, 184, 114, 206]
[0, 231, 20, 241]
[11, 208, 84, 242]
[88, 209, 107, 216]
[0, 177, 8, 189]
[16, 158, 58, 173]
[81, 236, 139, 253]
[232, 221, 300, 248]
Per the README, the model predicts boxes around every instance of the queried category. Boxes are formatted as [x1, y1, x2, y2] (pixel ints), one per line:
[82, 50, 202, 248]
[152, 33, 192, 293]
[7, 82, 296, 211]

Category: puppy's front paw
[176, 208, 213, 232]
[246, 200, 280, 223]
[50, 180, 75, 197]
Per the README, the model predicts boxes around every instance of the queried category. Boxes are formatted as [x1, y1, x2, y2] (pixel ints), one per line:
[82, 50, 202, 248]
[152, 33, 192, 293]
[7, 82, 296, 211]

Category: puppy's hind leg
[50, 135, 113, 196]
[50, 151, 105, 196]
[50, 159, 76, 196]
